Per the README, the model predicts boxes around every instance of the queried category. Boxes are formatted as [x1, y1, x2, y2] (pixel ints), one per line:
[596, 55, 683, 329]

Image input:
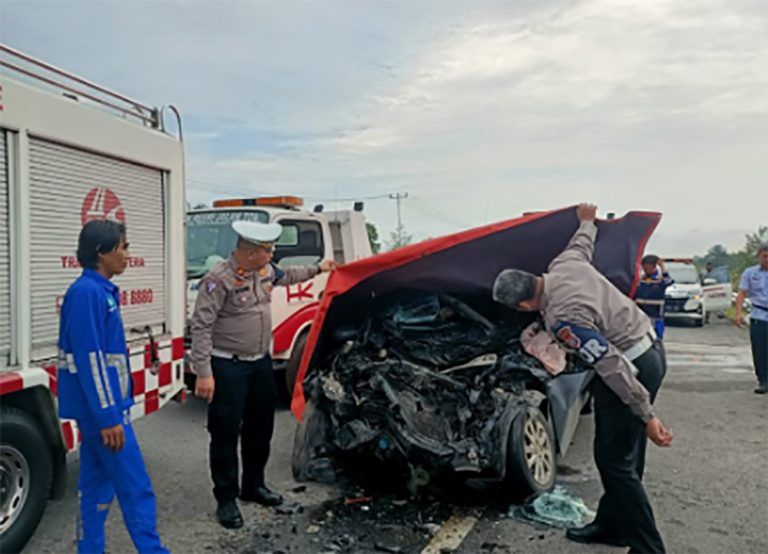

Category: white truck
[185, 196, 372, 394]
[0, 45, 186, 552]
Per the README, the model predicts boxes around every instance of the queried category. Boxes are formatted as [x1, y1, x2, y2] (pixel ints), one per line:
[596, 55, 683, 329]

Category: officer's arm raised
[190, 277, 227, 378]
[548, 204, 598, 269]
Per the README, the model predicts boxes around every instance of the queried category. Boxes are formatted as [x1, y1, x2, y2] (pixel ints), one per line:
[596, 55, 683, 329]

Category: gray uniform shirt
[190, 255, 320, 377]
[541, 221, 655, 423]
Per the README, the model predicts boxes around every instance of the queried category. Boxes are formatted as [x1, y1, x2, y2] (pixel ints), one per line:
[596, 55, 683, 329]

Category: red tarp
[291, 206, 660, 419]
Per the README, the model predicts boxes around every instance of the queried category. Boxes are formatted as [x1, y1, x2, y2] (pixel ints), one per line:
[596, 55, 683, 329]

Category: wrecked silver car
[294, 291, 593, 496]
[290, 207, 660, 497]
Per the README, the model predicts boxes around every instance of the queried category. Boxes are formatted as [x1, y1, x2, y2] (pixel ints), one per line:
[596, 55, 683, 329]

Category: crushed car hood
[291, 206, 661, 420]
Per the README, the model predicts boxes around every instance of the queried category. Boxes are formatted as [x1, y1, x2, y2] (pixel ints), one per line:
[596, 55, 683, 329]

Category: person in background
[734, 244, 768, 395]
[635, 255, 675, 339]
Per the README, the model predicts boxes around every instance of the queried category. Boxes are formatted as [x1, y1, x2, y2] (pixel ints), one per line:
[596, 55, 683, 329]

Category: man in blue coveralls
[58, 219, 168, 554]
[635, 255, 674, 339]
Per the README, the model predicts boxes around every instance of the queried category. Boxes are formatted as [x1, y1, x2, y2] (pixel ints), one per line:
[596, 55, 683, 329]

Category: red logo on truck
[81, 187, 126, 225]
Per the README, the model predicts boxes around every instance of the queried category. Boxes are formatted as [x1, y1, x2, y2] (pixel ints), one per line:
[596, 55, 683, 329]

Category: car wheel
[504, 407, 556, 498]
[0, 407, 53, 554]
[285, 332, 309, 397]
[694, 318, 704, 327]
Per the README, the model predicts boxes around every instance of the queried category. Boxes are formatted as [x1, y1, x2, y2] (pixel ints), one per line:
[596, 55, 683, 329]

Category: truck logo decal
[81, 187, 126, 225]
[287, 282, 314, 303]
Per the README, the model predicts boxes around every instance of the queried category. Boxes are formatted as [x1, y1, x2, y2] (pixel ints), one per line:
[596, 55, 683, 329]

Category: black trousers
[592, 340, 667, 554]
[750, 319, 768, 385]
[208, 356, 276, 504]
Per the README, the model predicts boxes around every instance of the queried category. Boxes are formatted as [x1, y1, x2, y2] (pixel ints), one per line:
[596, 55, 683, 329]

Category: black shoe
[216, 501, 244, 529]
[755, 383, 767, 395]
[566, 523, 627, 547]
[240, 486, 283, 506]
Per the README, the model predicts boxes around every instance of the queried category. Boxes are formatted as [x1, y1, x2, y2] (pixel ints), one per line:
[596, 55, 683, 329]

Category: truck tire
[285, 331, 309, 398]
[0, 407, 53, 554]
[504, 407, 556, 499]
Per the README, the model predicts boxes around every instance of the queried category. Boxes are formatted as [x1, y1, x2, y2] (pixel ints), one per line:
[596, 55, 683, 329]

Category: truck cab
[185, 196, 372, 394]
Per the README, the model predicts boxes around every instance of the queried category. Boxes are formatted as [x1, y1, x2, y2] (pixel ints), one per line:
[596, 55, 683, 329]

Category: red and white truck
[0, 45, 186, 551]
[185, 196, 372, 394]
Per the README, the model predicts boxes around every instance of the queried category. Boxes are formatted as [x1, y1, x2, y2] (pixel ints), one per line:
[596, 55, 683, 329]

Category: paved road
[24, 320, 768, 553]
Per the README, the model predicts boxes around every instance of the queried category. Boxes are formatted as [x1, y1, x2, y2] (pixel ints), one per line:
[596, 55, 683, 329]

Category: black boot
[240, 486, 283, 506]
[566, 523, 627, 547]
[216, 501, 244, 529]
[754, 382, 767, 395]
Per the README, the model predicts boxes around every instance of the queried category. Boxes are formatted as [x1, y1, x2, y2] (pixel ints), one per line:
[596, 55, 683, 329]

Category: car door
[703, 265, 732, 313]
[547, 370, 594, 456]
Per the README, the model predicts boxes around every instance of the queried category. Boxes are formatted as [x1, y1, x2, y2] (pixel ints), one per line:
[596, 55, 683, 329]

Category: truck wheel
[0, 407, 53, 554]
[285, 332, 309, 397]
[504, 407, 556, 499]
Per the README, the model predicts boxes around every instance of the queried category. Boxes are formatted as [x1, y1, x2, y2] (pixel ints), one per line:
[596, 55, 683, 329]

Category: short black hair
[641, 254, 659, 265]
[493, 269, 537, 307]
[77, 220, 126, 270]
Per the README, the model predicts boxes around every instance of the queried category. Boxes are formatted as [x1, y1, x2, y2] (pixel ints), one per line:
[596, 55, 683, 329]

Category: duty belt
[211, 349, 266, 362]
[623, 328, 658, 363]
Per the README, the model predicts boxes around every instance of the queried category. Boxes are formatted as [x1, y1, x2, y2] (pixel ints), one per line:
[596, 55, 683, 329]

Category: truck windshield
[666, 263, 700, 285]
[187, 210, 269, 278]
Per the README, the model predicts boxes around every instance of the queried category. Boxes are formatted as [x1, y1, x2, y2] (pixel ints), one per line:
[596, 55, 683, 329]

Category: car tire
[285, 331, 309, 398]
[504, 407, 556, 499]
[0, 407, 53, 554]
[694, 318, 704, 327]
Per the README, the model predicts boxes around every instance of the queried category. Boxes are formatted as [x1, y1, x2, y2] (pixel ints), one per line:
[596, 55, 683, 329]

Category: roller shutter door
[28, 137, 165, 359]
[0, 131, 10, 360]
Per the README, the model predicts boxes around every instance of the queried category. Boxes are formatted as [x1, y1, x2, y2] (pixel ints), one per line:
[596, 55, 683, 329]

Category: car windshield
[666, 263, 700, 284]
[186, 210, 269, 278]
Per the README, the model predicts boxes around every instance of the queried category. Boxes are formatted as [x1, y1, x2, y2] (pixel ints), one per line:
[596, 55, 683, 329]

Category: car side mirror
[703, 278, 716, 286]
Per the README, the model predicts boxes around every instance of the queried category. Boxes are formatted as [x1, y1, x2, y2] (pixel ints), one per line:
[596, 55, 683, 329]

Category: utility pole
[389, 192, 409, 245]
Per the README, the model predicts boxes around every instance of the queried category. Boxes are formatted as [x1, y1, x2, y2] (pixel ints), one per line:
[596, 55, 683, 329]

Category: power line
[409, 196, 471, 228]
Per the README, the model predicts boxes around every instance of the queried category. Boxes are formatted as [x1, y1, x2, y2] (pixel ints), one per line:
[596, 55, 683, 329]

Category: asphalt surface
[24, 319, 768, 554]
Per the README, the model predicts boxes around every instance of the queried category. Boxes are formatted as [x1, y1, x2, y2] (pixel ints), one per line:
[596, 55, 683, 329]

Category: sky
[1, 0, 766, 255]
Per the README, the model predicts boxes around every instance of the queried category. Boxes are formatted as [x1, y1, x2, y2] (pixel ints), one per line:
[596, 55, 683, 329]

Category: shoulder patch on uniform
[205, 280, 218, 294]
[552, 322, 609, 365]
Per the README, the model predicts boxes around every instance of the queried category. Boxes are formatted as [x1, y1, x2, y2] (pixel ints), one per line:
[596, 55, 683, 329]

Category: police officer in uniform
[190, 221, 336, 529]
[493, 204, 673, 554]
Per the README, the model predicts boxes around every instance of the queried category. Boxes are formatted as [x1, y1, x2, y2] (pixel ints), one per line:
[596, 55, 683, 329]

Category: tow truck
[185, 195, 372, 394]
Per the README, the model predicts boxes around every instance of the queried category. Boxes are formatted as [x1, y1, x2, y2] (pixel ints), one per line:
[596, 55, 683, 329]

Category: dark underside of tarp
[309, 210, 657, 371]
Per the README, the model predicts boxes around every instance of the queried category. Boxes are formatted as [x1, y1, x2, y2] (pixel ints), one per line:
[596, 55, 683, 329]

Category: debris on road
[374, 542, 403, 553]
[275, 502, 304, 515]
[343, 496, 373, 506]
[509, 486, 595, 529]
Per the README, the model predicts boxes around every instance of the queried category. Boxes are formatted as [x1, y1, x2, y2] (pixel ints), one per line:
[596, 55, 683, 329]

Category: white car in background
[663, 259, 732, 327]
[664, 259, 706, 326]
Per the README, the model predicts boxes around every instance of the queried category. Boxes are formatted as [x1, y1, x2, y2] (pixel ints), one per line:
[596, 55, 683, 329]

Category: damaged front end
[293, 292, 593, 497]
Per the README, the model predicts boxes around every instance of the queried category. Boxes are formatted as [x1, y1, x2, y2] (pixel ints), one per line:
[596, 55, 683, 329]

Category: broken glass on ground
[508, 485, 595, 529]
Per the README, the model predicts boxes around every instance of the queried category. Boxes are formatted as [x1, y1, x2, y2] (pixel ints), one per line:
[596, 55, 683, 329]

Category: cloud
[2, 0, 765, 255]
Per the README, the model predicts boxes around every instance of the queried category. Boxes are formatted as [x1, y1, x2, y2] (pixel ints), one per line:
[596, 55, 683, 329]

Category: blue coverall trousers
[76, 417, 168, 554]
